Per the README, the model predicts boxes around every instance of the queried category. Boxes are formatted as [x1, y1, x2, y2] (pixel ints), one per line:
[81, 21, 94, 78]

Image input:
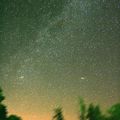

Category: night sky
[0, 0, 120, 120]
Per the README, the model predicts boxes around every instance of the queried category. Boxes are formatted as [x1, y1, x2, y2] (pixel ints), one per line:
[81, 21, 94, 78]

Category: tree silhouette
[1, 86, 120, 120]
[0, 104, 7, 120]
[87, 104, 94, 120]
[79, 98, 86, 120]
[7, 115, 22, 120]
[53, 107, 64, 120]
[87, 104, 103, 120]
[0, 87, 7, 120]
[107, 103, 120, 120]
[94, 105, 103, 120]
[0, 88, 5, 103]
[0, 87, 22, 120]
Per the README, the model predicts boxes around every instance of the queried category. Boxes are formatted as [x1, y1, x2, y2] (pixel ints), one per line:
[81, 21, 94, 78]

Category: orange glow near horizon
[5, 96, 119, 120]
[8, 110, 78, 120]
[21, 114, 51, 120]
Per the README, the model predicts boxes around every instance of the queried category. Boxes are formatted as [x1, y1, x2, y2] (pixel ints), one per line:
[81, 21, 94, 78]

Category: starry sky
[0, 0, 120, 120]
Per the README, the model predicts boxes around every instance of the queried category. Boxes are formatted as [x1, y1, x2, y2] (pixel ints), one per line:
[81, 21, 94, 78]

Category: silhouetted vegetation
[78, 99, 120, 120]
[0, 88, 5, 103]
[79, 98, 86, 120]
[53, 107, 64, 120]
[0, 87, 22, 120]
[0, 87, 120, 120]
[7, 115, 21, 120]
[107, 103, 120, 120]
[87, 104, 103, 120]
[0, 88, 7, 120]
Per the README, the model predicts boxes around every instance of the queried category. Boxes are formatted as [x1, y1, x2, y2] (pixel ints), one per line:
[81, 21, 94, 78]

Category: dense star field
[0, 0, 120, 120]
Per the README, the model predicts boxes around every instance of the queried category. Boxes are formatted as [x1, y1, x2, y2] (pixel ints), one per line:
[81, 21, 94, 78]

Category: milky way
[0, 1, 120, 120]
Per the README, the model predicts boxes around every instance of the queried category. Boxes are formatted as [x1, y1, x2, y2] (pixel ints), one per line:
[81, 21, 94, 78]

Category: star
[19, 76, 24, 79]
[80, 77, 85, 80]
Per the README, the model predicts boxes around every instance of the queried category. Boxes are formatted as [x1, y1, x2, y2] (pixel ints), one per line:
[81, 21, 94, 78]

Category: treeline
[0, 87, 120, 120]
[53, 99, 120, 120]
